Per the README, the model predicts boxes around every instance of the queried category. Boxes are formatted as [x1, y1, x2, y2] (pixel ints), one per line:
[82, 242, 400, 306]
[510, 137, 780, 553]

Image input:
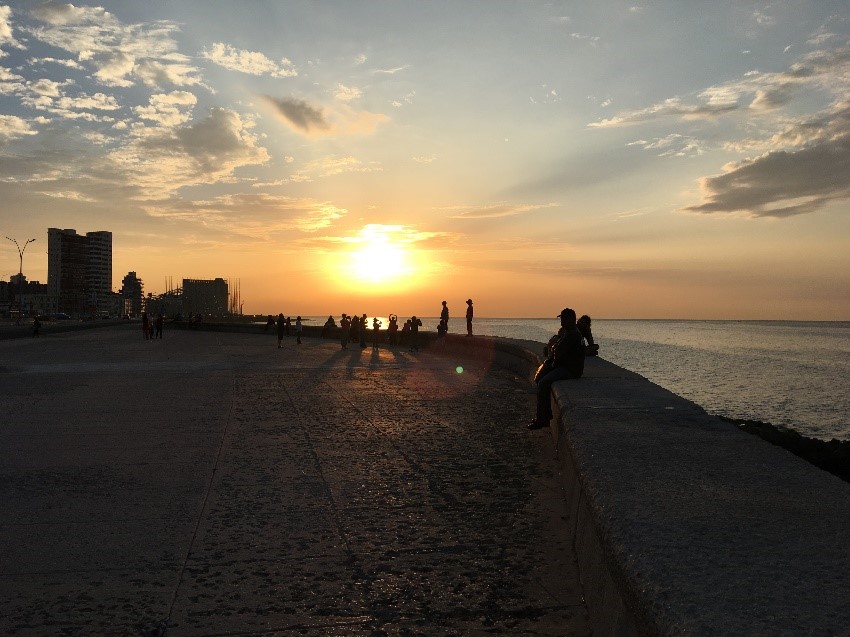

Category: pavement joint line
[164, 370, 237, 630]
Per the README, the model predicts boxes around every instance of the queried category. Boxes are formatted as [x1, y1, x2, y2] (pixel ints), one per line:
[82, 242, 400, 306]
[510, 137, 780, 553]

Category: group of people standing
[140, 311, 164, 340]
[266, 298, 476, 352]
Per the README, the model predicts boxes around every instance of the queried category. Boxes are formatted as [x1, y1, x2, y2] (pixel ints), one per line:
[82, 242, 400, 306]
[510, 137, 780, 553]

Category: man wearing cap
[465, 298, 474, 336]
[528, 307, 585, 430]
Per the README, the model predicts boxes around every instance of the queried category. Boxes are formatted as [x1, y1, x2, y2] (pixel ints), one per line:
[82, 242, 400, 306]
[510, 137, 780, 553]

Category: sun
[342, 225, 416, 288]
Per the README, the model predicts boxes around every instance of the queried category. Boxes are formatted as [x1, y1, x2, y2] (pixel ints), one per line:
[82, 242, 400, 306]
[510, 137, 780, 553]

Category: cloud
[590, 41, 850, 129]
[134, 91, 197, 127]
[202, 42, 297, 78]
[0, 114, 38, 145]
[143, 193, 346, 236]
[683, 134, 850, 218]
[263, 95, 389, 137]
[448, 202, 558, 219]
[334, 83, 361, 102]
[263, 96, 329, 134]
[1, 5, 23, 50]
[288, 155, 382, 182]
[24, 3, 205, 89]
[107, 107, 270, 196]
[375, 65, 409, 75]
[627, 134, 705, 157]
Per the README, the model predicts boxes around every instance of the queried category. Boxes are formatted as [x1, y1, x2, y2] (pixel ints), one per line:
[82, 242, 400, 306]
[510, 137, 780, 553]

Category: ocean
[467, 318, 850, 442]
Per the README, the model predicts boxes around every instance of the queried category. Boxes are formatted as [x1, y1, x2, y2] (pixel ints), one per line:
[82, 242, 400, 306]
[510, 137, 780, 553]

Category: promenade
[0, 325, 590, 636]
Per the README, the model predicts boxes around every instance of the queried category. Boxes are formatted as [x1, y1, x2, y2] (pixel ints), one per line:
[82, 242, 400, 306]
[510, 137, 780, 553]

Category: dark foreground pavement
[0, 326, 590, 636]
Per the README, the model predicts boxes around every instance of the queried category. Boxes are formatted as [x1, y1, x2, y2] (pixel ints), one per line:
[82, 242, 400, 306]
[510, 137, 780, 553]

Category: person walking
[465, 298, 474, 336]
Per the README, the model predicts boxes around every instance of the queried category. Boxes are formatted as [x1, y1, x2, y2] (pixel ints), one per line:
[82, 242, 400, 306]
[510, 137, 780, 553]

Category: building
[120, 271, 144, 317]
[183, 278, 228, 317]
[47, 228, 113, 316]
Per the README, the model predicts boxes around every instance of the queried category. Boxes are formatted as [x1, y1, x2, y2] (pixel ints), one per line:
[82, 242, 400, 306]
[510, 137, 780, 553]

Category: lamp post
[5, 236, 36, 323]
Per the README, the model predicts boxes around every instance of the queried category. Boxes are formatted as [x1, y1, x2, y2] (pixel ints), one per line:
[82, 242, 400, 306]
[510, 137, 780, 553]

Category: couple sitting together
[528, 308, 598, 430]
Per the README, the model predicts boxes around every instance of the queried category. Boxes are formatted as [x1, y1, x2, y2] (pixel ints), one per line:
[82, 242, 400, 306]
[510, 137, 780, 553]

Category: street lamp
[5, 236, 36, 323]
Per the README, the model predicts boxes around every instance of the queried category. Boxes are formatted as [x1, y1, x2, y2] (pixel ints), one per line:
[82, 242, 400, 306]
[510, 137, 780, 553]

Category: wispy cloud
[447, 202, 558, 219]
[202, 42, 297, 78]
[143, 193, 346, 236]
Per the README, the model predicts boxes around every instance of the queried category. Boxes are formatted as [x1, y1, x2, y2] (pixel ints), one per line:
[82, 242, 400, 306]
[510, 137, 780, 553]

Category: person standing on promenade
[465, 298, 474, 336]
[32, 315, 40, 337]
[372, 316, 382, 348]
[409, 315, 422, 352]
[295, 316, 303, 344]
[155, 313, 164, 339]
[359, 313, 368, 348]
[340, 314, 350, 349]
[276, 313, 285, 348]
[388, 314, 398, 346]
[141, 312, 150, 341]
[440, 300, 449, 331]
[528, 307, 585, 430]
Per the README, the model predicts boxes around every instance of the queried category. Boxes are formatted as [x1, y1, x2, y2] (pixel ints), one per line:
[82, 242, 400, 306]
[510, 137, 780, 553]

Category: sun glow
[343, 225, 416, 288]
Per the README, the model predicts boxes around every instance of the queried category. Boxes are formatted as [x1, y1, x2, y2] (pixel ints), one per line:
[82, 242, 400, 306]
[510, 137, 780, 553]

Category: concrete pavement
[0, 325, 590, 636]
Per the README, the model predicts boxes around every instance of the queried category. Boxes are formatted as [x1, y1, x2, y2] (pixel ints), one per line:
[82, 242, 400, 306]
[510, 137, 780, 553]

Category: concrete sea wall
[415, 334, 850, 635]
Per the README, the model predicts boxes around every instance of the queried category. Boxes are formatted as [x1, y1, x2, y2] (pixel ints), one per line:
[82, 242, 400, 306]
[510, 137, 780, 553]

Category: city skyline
[2, 2, 850, 319]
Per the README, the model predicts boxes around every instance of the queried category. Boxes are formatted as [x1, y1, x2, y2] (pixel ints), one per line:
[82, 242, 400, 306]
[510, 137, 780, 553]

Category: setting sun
[344, 225, 415, 288]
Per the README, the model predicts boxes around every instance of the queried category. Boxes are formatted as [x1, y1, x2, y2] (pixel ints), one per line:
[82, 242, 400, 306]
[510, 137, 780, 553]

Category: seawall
[393, 332, 850, 635]
[167, 323, 850, 634]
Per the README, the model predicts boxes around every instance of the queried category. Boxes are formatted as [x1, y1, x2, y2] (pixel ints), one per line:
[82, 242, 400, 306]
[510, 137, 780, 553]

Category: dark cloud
[263, 96, 329, 133]
[683, 135, 850, 217]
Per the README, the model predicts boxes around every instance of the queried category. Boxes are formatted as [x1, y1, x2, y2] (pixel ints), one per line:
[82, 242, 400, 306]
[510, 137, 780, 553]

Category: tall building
[86, 231, 112, 311]
[47, 228, 113, 316]
[120, 271, 144, 317]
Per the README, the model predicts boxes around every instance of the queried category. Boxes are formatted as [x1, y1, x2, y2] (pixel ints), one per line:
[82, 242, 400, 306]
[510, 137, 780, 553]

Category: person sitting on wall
[577, 314, 599, 356]
[528, 307, 585, 430]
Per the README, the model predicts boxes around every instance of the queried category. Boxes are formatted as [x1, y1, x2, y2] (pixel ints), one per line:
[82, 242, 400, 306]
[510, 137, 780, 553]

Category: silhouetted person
[360, 313, 368, 348]
[322, 315, 336, 338]
[388, 314, 399, 346]
[265, 315, 274, 331]
[528, 308, 585, 430]
[577, 314, 599, 356]
[440, 300, 449, 330]
[340, 314, 350, 349]
[141, 312, 150, 341]
[437, 317, 447, 340]
[295, 316, 303, 344]
[32, 316, 41, 337]
[400, 319, 410, 346]
[350, 314, 359, 344]
[155, 313, 163, 339]
[276, 313, 285, 348]
[465, 298, 474, 336]
[409, 315, 422, 352]
[372, 316, 382, 348]
[285, 316, 291, 336]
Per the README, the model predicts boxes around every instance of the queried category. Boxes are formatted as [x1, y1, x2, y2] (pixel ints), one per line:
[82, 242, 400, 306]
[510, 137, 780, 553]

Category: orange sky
[2, 2, 850, 319]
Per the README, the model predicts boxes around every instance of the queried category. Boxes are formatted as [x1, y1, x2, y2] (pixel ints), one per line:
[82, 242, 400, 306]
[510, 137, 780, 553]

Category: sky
[1, 1, 849, 320]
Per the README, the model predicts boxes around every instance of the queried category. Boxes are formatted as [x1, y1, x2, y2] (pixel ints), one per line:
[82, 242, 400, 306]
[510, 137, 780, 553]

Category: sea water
[470, 318, 850, 442]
